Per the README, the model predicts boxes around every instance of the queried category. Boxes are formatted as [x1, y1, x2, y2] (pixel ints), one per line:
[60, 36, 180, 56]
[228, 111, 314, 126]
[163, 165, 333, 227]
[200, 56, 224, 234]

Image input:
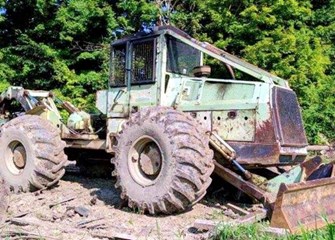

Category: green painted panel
[182, 80, 202, 101]
[260, 166, 303, 194]
[129, 83, 158, 109]
[213, 110, 256, 142]
[96, 90, 108, 114]
[179, 102, 258, 111]
[202, 82, 255, 102]
[107, 87, 129, 118]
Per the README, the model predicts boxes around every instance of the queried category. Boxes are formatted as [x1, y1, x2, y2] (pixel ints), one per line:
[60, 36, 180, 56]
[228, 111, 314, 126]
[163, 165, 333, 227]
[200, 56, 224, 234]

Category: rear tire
[0, 115, 67, 192]
[112, 107, 214, 214]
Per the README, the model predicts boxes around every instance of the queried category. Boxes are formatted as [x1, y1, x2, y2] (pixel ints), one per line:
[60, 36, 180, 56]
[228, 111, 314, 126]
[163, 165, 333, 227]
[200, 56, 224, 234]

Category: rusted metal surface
[254, 119, 277, 143]
[229, 143, 281, 166]
[307, 145, 334, 151]
[62, 132, 98, 141]
[65, 139, 106, 150]
[229, 144, 307, 166]
[227, 87, 308, 166]
[214, 161, 269, 203]
[214, 154, 335, 233]
[270, 175, 335, 233]
[300, 156, 323, 179]
[272, 87, 308, 147]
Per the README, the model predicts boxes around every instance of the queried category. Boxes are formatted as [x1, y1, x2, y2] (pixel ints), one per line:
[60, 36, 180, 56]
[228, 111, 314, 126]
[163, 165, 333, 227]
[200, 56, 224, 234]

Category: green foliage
[0, 0, 334, 143]
[0, 0, 116, 111]
[214, 222, 335, 240]
[117, 0, 159, 32]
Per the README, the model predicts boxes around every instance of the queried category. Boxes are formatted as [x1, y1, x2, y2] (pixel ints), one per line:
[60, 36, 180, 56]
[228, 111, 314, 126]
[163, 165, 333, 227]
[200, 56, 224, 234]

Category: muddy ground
[0, 162, 253, 240]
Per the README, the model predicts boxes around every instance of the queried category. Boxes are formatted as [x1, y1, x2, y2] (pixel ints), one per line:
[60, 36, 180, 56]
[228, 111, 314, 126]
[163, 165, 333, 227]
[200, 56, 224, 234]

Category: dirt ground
[0, 162, 246, 240]
[2, 149, 334, 240]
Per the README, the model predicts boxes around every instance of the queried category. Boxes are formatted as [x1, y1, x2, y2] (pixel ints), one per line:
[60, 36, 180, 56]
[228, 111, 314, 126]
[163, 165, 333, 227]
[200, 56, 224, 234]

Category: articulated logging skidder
[0, 26, 334, 233]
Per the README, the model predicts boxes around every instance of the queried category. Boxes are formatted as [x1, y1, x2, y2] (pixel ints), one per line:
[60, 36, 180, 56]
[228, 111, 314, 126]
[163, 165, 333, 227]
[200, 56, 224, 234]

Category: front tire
[112, 107, 214, 214]
[0, 115, 67, 192]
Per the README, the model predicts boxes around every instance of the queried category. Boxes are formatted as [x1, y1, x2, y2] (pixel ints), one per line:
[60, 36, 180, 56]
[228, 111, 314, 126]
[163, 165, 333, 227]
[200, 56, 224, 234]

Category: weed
[214, 222, 275, 240]
[174, 229, 184, 239]
[213, 221, 335, 240]
[155, 219, 161, 240]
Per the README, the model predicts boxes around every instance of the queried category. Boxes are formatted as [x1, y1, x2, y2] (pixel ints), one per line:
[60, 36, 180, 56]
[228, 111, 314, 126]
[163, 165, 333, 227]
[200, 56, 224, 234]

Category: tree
[0, 0, 334, 143]
[0, 0, 118, 110]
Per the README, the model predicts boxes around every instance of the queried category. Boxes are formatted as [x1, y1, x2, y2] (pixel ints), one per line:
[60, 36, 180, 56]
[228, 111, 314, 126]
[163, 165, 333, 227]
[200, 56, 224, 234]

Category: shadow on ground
[62, 165, 250, 218]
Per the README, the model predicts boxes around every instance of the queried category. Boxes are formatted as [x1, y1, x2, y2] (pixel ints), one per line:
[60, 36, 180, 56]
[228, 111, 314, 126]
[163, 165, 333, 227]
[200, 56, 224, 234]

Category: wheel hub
[128, 136, 163, 186]
[139, 143, 162, 176]
[13, 145, 26, 169]
[5, 141, 27, 175]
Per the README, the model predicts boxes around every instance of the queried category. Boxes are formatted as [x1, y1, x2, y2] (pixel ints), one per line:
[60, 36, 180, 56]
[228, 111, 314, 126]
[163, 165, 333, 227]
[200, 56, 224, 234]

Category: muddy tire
[0, 115, 67, 192]
[112, 107, 214, 214]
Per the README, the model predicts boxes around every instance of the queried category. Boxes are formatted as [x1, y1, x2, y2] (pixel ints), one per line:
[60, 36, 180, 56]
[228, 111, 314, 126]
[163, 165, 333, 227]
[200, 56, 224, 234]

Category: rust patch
[229, 142, 280, 166]
[214, 161, 269, 203]
[255, 119, 277, 143]
[270, 176, 335, 233]
[272, 87, 307, 147]
[300, 156, 322, 180]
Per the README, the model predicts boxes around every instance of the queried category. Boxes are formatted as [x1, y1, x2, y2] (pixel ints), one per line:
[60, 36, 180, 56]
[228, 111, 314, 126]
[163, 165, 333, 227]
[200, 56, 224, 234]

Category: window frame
[110, 42, 127, 88]
[130, 38, 157, 86]
[166, 35, 202, 77]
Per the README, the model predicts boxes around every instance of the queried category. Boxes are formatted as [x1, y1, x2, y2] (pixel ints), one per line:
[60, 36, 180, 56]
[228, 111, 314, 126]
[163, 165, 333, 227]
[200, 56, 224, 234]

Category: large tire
[112, 107, 214, 214]
[0, 115, 67, 192]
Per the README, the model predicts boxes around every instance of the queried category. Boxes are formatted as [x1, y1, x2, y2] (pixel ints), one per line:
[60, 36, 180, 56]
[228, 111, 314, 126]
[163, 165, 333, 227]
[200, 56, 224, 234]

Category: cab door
[108, 43, 130, 118]
[128, 38, 158, 113]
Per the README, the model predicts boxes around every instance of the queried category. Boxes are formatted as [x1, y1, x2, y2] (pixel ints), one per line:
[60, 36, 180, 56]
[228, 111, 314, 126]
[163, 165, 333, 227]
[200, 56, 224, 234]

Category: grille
[132, 40, 155, 83]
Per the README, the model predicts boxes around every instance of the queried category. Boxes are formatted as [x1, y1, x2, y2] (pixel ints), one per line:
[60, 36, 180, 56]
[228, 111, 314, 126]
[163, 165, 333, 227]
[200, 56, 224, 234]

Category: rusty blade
[270, 177, 335, 233]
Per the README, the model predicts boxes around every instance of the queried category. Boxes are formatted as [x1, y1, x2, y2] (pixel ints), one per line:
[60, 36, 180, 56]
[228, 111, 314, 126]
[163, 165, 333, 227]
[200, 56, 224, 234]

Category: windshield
[166, 36, 201, 76]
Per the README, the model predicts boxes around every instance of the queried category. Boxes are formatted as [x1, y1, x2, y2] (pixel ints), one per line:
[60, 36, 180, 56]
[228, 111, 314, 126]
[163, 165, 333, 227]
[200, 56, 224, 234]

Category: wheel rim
[5, 141, 27, 175]
[128, 135, 163, 186]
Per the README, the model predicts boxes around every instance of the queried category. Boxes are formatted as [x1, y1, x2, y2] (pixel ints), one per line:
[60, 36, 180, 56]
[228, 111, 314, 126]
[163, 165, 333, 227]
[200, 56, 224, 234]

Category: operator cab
[107, 26, 238, 118]
[109, 28, 232, 89]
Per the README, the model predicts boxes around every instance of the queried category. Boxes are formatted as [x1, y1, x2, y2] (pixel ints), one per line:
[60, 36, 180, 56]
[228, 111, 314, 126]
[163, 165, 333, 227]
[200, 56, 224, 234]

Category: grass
[213, 221, 335, 240]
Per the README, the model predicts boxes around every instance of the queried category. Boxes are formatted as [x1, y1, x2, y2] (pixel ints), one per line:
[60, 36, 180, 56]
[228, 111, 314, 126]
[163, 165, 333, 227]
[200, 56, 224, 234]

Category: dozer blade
[270, 176, 335, 233]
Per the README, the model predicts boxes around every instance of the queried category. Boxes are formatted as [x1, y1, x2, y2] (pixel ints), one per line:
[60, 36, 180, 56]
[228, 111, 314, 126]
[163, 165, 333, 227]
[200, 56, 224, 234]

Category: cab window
[131, 39, 156, 84]
[167, 36, 201, 76]
[110, 44, 126, 86]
